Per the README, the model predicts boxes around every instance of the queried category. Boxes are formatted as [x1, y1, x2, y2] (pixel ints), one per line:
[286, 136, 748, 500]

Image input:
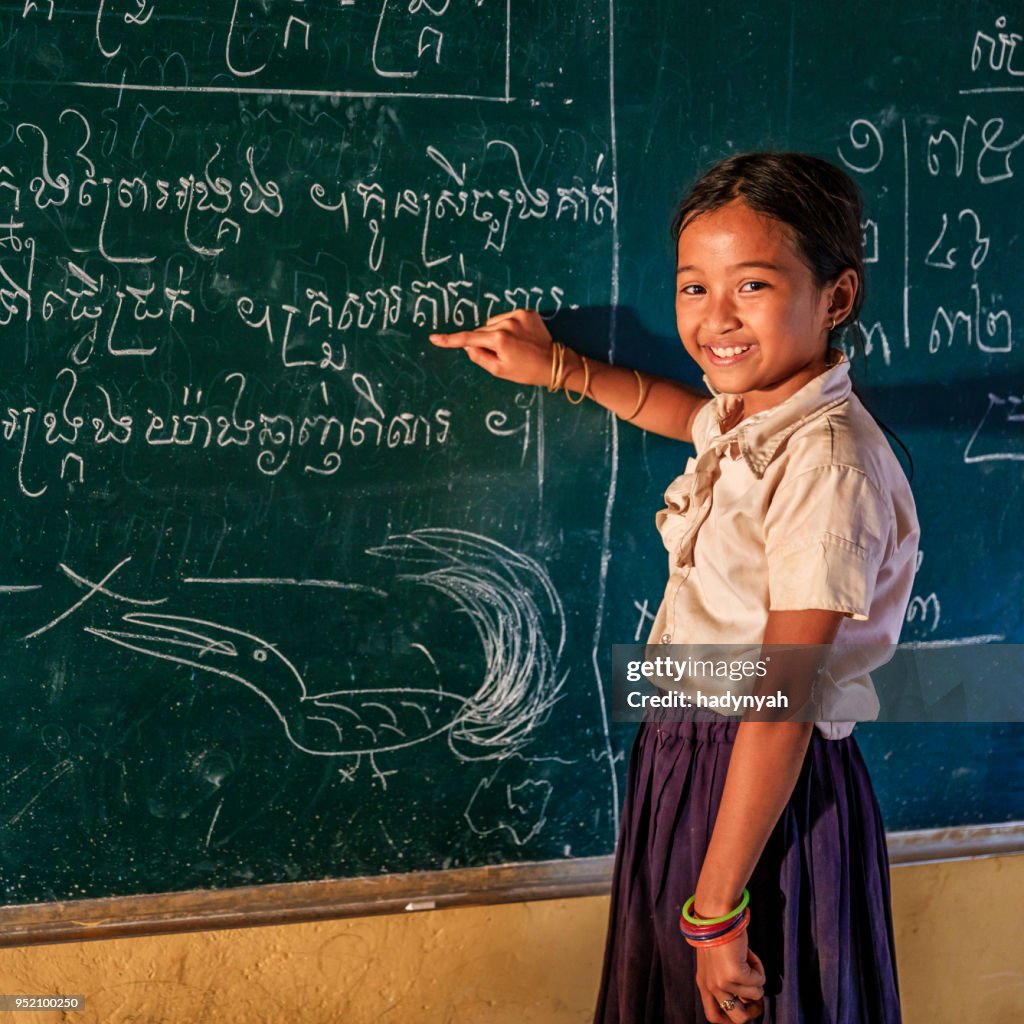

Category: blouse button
[660, 633, 672, 644]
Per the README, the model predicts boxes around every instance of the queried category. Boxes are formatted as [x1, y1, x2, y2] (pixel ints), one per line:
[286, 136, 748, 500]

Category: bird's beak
[86, 612, 240, 668]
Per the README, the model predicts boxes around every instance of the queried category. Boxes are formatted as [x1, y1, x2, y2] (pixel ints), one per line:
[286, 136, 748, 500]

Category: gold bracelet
[564, 353, 591, 405]
[624, 369, 647, 421]
[547, 341, 566, 393]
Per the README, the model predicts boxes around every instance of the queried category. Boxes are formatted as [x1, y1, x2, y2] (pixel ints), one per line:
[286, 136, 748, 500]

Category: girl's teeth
[710, 345, 751, 358]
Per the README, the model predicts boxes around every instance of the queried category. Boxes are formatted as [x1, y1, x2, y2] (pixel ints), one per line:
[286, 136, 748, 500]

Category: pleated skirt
[593, 708, 902, 1024]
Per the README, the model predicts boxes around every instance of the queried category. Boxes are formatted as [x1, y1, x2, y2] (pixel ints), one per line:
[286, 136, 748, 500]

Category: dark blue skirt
[593, 709, 902, 1023]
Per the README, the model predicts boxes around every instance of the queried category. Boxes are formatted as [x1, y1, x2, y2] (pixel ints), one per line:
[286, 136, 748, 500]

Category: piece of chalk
[404, 900, 436, 912]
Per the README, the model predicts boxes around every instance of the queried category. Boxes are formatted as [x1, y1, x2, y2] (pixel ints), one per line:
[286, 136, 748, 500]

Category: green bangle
[681, 888, 750, 927]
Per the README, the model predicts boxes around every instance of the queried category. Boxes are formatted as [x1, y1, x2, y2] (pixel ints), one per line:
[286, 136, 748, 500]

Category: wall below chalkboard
[0, 848, 1022, 1022]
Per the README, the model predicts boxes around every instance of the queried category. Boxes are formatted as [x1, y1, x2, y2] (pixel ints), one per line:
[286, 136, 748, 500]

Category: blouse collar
[701, 350, 852, 478]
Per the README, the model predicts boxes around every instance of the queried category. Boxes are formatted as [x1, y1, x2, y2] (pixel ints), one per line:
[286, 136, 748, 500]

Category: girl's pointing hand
[429, 308, 554, 388]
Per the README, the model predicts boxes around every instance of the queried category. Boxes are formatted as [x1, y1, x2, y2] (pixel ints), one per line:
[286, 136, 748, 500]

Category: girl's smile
[675, 197, 856, 420]
[701, 342, 757, 366]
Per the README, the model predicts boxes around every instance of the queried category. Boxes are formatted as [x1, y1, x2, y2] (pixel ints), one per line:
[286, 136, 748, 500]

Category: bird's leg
[336, 755, 361, 783]
[367, 752, 397, 791]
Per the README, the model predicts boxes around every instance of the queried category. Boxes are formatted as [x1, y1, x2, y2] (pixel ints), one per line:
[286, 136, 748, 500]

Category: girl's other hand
[696, 935, 766, 1022]
[428, 309, 553, 388]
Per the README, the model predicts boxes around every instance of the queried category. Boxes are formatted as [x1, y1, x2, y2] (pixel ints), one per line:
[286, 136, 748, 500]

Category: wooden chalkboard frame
[2, 0, 1023, 950]
[0, 822, 1020, 948]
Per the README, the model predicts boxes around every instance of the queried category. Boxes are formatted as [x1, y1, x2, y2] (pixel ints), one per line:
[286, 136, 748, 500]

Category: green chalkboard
[0, 0, 1021, 923]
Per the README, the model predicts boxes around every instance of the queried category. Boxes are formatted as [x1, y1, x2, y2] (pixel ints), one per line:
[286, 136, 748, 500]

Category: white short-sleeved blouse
[647, 352, 921, 739]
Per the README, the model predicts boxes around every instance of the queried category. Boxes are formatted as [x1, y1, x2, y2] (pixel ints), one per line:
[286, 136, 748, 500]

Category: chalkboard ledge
[0, 855, 613, 949]
[1, 823, 1022, 948]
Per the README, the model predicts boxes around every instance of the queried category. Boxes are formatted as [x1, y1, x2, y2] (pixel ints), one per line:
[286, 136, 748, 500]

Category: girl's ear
[827, 268, 859, 326]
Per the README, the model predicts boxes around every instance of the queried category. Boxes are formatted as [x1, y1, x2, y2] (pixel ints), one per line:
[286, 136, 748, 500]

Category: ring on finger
[719, 995, 738, 1012]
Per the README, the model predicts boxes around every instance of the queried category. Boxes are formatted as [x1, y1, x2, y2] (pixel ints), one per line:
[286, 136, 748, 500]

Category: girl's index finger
[428, 330, 467, 347]
[430, 309, 521, 346]
[428, 330, 496, 351]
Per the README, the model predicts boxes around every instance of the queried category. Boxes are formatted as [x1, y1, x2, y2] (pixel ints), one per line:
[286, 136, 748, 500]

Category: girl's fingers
[719, 981, 765, 1002]
[699, 992, 727, 1023]
[429, 325, 513, 348]
[742, 998, 765, 1019]
[699, 990, 736, 1023]
[430, 308, 546, 348]
[697, 941, 767, 1022]
[481, 309, 523, 327]
[743, 948, 767, 986]
[428, 330, 481, 348]
[464, 345, 502, 376]
[428, 309, 550, 386]
[714, 994, 763, 1023]
[699, 945, 766, 994]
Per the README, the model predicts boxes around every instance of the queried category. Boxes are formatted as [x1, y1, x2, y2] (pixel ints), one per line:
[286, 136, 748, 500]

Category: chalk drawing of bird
[85, 529, 567, 762]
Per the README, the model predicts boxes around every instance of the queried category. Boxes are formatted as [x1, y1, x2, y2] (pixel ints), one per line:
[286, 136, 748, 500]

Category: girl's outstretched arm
[691, 607, 846, 1023]
[429, 309, 709, 443]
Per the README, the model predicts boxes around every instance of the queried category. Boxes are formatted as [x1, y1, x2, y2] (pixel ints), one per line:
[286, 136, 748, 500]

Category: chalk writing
[838, 110, 1019, 373]
[2, 368, 454, 490]
[906, 554, 941, 636]
[964, 391, 1024, 463]
[928, 283, 1012, 355]
[924, 209, 990, 270]
[971, 15, 1024, 80]
[0, 117, 609, 376]
[837, 118, 884, 174]
[926, 115, 1024, 184]
[18, 0, 512, 100]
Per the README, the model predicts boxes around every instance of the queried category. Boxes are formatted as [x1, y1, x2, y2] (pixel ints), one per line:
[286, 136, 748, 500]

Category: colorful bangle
[680, 912, 746, 941]
[684, 913, 749, 942]
[679, 921, 745, 942]
[679, 905, 745, 942]
[564, 354, 591, 405]
[681, 889, 750, 927]
[623, 369, 647, 421]
[681, 912, 746, 936]
[684, 909, 751, 949]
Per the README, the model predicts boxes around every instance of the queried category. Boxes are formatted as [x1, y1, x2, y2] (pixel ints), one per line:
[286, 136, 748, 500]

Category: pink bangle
[683, 909, 751, 949]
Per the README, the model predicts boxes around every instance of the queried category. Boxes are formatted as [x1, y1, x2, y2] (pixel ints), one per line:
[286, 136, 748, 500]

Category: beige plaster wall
[0, 854, 1020, 1023]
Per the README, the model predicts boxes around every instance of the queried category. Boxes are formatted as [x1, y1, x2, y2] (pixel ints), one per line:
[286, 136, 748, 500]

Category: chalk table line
[183, 577, 388, 598]
[959, 86, 1024, 94]
[0, 80, 521, 102]
[902, 634, 1006, 649]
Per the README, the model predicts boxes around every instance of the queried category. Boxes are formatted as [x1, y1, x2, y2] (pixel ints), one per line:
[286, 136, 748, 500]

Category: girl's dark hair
[671, 151, 912, 478]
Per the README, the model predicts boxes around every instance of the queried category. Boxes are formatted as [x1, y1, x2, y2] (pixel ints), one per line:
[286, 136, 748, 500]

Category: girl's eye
[680, 284, 705, 295]
[741, 281, 769, 292]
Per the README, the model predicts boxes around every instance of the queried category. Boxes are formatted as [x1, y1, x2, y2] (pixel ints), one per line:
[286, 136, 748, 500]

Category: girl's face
[675, 197, 854, 420]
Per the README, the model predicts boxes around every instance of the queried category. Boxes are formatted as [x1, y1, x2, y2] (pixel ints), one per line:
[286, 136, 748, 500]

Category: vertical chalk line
[903, 118, 910, 350]
[588, 0, 622, 837]
[505, 0, 512, 102]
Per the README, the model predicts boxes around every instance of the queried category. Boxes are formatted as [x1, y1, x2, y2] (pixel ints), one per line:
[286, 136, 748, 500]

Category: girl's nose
[704, 294, 742, 334]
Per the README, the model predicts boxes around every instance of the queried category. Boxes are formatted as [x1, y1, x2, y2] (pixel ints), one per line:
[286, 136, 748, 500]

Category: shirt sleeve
[763, 465, 892, 620]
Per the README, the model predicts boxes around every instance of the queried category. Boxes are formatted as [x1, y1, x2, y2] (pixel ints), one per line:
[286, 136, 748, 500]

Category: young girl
[429, 151, 919, 1024]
